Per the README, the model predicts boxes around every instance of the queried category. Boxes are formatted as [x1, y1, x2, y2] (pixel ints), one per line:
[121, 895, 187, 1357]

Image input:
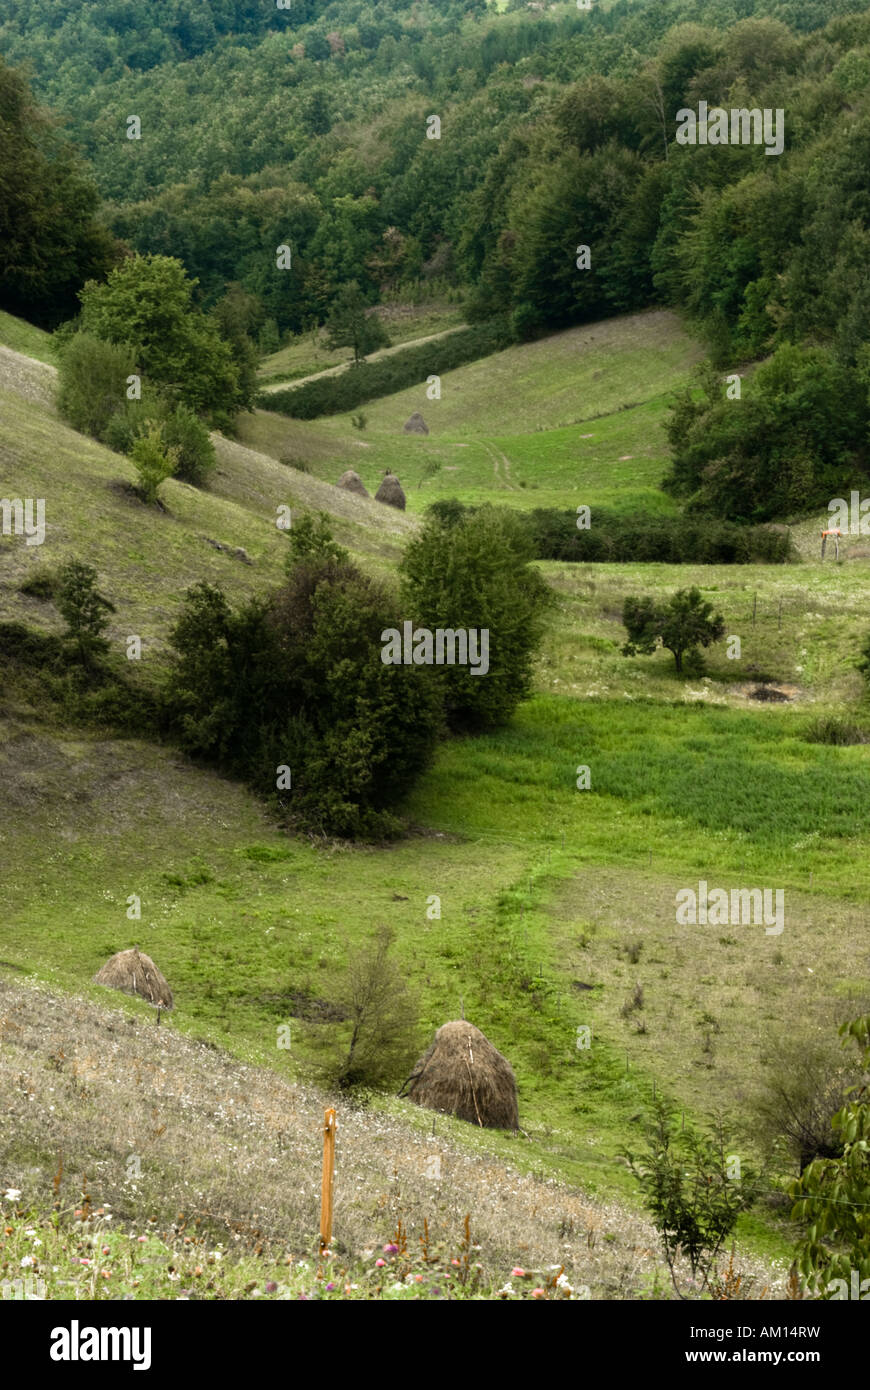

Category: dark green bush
[400, 505, 551, 731]
[164, 563, 444, 838]
[425, 501, 793, 564]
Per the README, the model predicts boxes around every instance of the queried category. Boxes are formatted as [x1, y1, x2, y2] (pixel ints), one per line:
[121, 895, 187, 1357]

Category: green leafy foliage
[400, 505, 551, 731]
[327, 926, 420, 1090]
[664, 351, 870, 522]
[79, 255, 249, 422]
[789, 1017, 870, 1298]
[622, 587, 726, 675]
[284, 511, 349, 571]
[164, 563, 444, 838]
[55, 560, 115, 662]
[622, 1099, 761, 1297]
[265, 318, 510, 419]
[0, 57, 116, 328]
[130, 425, 178, 505]
[325, 281, 390, 363]
[57, 333, 137, 440]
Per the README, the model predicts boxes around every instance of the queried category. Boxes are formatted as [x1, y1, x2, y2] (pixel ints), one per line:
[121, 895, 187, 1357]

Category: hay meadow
[3, 297, 869, 1301]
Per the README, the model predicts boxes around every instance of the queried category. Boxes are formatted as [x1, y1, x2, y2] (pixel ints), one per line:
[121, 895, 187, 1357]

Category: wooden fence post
[320, 1107, 336, 1256]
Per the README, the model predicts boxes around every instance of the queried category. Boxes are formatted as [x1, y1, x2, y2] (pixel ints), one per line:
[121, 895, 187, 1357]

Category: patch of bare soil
[729, 681, 806, 703]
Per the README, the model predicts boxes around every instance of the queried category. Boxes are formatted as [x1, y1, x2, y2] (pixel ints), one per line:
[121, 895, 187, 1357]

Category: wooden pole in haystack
[320, 1108, 336, 1256]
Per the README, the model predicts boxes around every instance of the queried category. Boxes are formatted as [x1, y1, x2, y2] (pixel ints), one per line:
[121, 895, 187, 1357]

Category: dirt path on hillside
[482, 439, 517, 489]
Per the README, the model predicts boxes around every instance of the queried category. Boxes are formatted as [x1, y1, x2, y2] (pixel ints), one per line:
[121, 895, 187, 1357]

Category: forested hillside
[2, 0, 869, 346]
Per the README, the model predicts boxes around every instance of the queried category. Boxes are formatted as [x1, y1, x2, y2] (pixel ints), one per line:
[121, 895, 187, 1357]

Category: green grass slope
[2, 309, 869, 1291]
[247, 308, 703, 515]
[0, 354, 416, 651]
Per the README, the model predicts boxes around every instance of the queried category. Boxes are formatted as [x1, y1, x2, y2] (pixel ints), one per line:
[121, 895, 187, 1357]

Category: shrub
[750, 1028, 862, 1171]
[263, 318, 511, 419]
[622, 1100, 761, 1297]
[18, 570, 56, 600]
[284, 511, 348, 571]
[424, 503, 793, 564]
[130, 425, 178, 504]
[57, 332, 136, 440]
[325, 926, 420, 1090]
[55, 560, 115, 662]
[804, 716, 870, 746]
[622, 587, 725, 674]
[790, 1016, 870, 1297]
[525, 508, 793, 564]
[158, 402, 216, 486]
[101, 401, 145, 455]
[400, 505, 552, 731]
[164, 562, 443, 839]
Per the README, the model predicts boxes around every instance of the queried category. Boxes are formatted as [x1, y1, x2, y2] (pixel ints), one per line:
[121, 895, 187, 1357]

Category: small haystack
[403, 412, 429, 435]
[93, 948, 174, 1021]
[336, 468, 369, 497]
[404, 1020, 519, 1130]
[375, 470, 406, 510]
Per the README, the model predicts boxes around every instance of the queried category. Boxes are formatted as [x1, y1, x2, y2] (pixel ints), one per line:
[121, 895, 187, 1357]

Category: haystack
[374, 470, 406, 510]
[403, 412, 429, 435]
[404, 1020, 519, 1130]
[93, 948, 174, 1019]
[336, 469, 369, 497]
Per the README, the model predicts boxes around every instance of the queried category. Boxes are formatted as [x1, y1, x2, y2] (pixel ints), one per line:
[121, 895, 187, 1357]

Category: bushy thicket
[56, 332, 137, 440]
[527, 507, 794, 564]
[426, 500, 794, 564]
[263, 318, 510, 419]
[58, 328, 216, 488]
[164, 564, 444, 838]
[163, 508, 550, 832]
[664, 353, 870, 522]
[400, 506, 552, 731]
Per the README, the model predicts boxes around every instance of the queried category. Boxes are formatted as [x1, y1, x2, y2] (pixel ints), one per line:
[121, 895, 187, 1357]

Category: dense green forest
[5, 0, 870, 517]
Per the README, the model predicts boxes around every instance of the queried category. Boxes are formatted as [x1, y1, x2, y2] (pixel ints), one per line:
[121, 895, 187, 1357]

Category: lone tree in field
[400, 505, 552, 730]
[622, 586, 725, 674]
[330, 926, 419, 1089]
[56, 560, 115, 662]
[325, 281, 390, 364]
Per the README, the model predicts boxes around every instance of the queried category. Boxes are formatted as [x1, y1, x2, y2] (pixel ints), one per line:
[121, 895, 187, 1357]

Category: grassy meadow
[2, 304, 870, 1293]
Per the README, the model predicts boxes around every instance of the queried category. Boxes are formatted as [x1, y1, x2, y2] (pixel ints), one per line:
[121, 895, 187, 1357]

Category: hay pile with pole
[403, 1020, 519, 1130]
[93, 948, 174, 1022]
[374, 470, 406, 510]
[336, 469, 369, 497]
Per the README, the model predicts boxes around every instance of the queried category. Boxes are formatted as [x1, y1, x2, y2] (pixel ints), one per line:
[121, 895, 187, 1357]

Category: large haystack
[403, 412, 429, 435]
[336, 469, 369, 497]
[375, 470, 406, 510]
[93, 948, 174, 1014]
[405, 1020, 519, 1130]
